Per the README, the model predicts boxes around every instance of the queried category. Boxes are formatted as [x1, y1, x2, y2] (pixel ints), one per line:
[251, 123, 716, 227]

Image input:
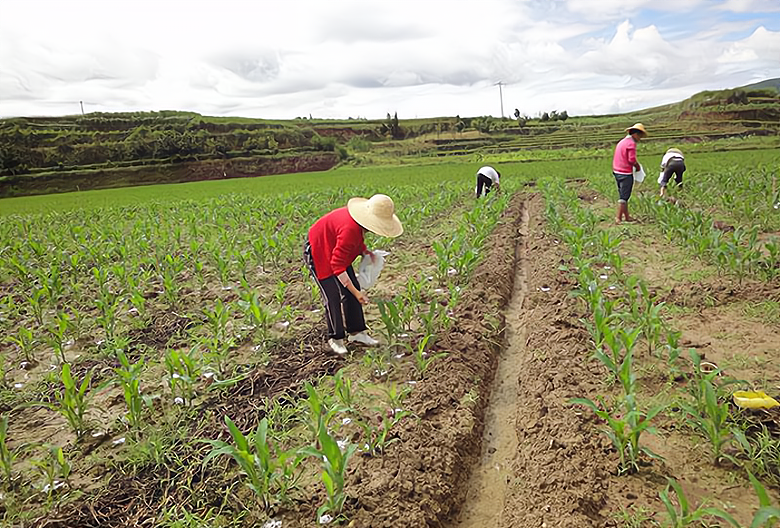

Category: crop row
[0, 177, 515, 525]
[540, 176, 780, 526]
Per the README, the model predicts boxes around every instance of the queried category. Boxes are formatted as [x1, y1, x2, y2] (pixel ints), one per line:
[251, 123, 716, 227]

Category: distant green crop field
[2, 149, 776, 217]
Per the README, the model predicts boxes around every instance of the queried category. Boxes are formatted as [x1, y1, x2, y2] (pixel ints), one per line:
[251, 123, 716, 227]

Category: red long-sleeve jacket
[308, 207, 367, 280]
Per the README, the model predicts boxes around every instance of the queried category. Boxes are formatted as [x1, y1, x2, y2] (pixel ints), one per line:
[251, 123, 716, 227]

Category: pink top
[612, 135, 637, 174]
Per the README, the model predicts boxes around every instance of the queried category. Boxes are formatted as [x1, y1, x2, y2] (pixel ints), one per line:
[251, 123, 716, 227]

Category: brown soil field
[6, 188, 780, 527]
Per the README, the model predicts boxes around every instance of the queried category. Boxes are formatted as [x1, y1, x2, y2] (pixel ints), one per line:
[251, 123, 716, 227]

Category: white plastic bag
[357, 250, 389, 290]
[633, 163, 646, 183]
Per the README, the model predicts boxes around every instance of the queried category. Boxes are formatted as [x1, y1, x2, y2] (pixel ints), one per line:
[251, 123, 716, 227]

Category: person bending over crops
[304, 194, 403, 356]
[658, 147, 685, 198]
[475, 165, 500, 198]
[612, 123, 647, 223]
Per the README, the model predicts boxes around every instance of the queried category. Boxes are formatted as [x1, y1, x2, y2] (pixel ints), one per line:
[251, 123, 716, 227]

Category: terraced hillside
[1, 82, 778, 197]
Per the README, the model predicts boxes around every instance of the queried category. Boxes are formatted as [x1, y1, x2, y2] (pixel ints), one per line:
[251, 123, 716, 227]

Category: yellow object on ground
[732, 390, 780, 409]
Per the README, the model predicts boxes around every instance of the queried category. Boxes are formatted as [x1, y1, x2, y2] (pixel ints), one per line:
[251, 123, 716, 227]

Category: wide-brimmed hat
[625, 123, 648, 137]
[347, 194, 403, 237]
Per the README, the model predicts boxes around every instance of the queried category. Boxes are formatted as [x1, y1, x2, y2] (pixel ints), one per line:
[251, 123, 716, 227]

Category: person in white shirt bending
[659, 148, 686, 198]
[476, 166, 500, 198]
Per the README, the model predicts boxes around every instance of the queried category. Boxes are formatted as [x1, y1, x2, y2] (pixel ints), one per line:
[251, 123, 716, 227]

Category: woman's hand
[355, 290, 369, 305]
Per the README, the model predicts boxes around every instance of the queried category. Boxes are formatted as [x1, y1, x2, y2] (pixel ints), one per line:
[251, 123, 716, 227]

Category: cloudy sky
[1, 0, 779, 120]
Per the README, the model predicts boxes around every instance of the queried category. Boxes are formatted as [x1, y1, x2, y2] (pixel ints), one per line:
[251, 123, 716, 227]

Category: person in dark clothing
[475, 165, 500, 198]
[659, 147, 686, 198]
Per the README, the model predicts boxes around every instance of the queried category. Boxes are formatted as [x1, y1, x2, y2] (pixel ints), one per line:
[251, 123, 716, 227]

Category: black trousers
[661, 158, 685, 188]
[303, 240, 366, 340]
[476, 173, 493, 197]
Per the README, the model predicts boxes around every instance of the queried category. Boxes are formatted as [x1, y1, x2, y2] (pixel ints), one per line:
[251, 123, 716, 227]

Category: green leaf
[752, 506, 780, 528]
[748, 471, 773, 508]
[225, 416, 249, 452]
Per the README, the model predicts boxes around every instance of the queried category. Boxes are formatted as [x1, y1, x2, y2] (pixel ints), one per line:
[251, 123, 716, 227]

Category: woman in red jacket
[304, 194, 403, 355]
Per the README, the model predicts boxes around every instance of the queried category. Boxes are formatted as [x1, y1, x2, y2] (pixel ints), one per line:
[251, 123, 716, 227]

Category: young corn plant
[658, 477, 739, 528]
[593, 326, 642, 396]
[301, 426, 358, 522]
[332, 369, 357, 412]
[46, 311, 71, 364]
[51, 363, 93, 440]
[201, 416, 300, 509]
[237, 290, 276, 346]
[570, 394, 663, 475]
[114, 350, 150, 430]
[681, 377, 733, 465]
[164, 347, 202, 405]
[748, 470, 780, 528]
[0, 415, 17, 484]
[31, 444, 72, 500]
[302, 381, 341, 443]
[203, 299, 235, 377]
[355, 408, 410, 456]
[376, 297, 407, 344]
[407, 334, 447, 380]
[6, 327, 36, 365]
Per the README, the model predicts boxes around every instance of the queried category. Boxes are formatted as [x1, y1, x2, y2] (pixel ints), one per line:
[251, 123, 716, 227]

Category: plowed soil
[13, 189, 780, 527]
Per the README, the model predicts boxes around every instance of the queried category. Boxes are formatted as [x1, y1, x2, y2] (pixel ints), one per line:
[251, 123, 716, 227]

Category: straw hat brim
[347, 197, 404, 238]
[625, 123, 648, 137]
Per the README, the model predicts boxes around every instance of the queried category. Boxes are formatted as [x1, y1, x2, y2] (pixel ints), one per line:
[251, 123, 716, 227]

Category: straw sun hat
[347, 194, 403, 237]
[625, 123, 648, 137]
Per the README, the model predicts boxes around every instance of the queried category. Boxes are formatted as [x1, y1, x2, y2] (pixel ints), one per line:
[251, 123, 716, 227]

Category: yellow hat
[625, 123, 648, 137]
[347, 194, 403, 237]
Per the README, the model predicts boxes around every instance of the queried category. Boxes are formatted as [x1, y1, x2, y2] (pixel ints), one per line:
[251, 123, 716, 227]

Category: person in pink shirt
[612, 123, 647, 223]
[304, 194, 403, 355]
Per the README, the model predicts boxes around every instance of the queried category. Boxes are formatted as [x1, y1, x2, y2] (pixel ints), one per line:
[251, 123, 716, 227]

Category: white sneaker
[347, 332, 379, 347]
[328, 338, 348, 355]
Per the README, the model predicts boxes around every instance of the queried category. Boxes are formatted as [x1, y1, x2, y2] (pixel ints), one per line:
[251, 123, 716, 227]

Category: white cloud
[0, 0, 778, 119]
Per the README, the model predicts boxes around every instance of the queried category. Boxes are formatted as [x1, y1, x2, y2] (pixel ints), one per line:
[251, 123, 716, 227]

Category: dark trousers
[613, 172, 634, 203]
[661, 158, 685, 188]
[476, 173, 493, 197]
[303, 240, 366, 340]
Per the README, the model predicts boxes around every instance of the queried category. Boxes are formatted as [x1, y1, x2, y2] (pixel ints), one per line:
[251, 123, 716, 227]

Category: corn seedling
[302, 381, 342, 444]
[45, 311, 71, 364]
[201, 416, 301, 509]
[164, 347, 202, 405]
[407, 334, 447, 380]
[31, 444, 72, 499]
[593, 326, 642, 396]
[114, 349, 150, 430]
[356, 407, 410, 456]
[6, 327, 36, 365]
[332, 369, 357, 412]
[681, 377, 733, 464]
[380, 382, 412, 411]
[52, 363, 93, 439]
[300, 426, 358, 522]
[26, 286, 47, 326]
[571, 394, 663, 474]
[376, 297, 407, 343]
[203, 299, 235, 376]
[0, 415, 16, 484]
[237, 290, 276, 345]
[658, 477, 739, 528]
[747, 470, 780, 528]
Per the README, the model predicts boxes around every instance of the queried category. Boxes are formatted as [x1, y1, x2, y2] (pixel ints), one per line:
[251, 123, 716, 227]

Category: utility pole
[494, 81, 505, 118]
[80, 101, 84, 115]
